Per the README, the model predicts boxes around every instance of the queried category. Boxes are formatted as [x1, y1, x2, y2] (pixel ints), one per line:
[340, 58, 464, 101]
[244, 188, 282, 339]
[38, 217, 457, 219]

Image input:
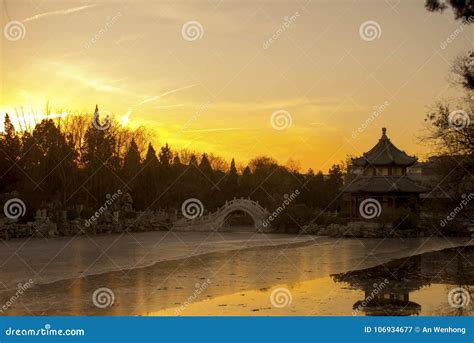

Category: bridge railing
[175, 198, 268, 225]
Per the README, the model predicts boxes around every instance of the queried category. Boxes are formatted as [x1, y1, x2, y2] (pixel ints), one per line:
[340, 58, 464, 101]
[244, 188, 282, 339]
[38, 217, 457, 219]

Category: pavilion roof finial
[352, 126, 417, 167]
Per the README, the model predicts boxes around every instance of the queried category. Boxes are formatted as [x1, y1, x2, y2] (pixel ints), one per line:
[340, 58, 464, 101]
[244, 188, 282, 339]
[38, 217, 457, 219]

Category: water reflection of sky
[1, 244, 472, 316]
[332, 246, 473, 316]
[154, 247, 473, 316]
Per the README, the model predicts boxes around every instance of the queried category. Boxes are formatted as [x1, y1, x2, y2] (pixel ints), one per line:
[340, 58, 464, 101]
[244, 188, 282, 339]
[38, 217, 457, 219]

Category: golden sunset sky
[0, 0, 472, 171]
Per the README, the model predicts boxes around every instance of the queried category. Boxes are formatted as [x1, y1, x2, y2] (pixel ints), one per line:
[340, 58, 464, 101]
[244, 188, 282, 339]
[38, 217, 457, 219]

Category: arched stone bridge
[173, 198, 270, 232]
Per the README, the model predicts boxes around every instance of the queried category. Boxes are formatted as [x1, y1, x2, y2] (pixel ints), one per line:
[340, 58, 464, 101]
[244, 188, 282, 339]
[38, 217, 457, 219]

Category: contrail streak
[24, 4, 97, 22]
[139, 84, 196, 105]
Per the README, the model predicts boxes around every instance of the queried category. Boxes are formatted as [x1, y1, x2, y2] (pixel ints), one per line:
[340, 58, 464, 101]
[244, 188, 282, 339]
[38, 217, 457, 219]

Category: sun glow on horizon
[120, 110, 132, 127]
[1, 0, 471, 170]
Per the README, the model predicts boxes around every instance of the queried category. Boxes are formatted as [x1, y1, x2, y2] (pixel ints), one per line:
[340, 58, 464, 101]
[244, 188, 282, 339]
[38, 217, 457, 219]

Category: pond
[0, 240, 472, 316]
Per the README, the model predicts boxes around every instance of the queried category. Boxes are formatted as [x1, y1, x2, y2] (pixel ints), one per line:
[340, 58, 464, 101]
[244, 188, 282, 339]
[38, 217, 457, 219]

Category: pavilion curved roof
[343, 176, 428, 193]
[352, 128, 417, 167]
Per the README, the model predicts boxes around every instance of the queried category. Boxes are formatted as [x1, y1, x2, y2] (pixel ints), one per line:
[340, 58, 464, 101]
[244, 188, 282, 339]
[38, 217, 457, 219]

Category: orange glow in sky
[0, 0, 471, 171]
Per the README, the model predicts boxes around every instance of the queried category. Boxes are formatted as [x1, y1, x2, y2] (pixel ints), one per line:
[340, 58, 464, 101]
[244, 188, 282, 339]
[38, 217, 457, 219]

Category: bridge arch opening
[215, 202, 268, 232]
[221, 210, 257, 232]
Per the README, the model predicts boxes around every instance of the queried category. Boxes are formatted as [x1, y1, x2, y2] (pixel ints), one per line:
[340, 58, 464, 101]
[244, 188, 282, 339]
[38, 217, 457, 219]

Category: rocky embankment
[303, 221, 474, 238]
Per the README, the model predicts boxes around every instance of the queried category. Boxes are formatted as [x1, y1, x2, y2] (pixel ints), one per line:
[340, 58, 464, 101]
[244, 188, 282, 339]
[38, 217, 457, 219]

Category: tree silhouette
[0, 114, 21, 192]
[82, 107, 120, 206]
[159, 143, 173, 169]
[0, 106, 350, 234]
[422, 1, 473, 219]
[425, 0, 474, 20]
[122, 138, 142, 208]
[223, 158, 239, 199]
[450, 52, 474, 90]
[425, 1, 473, 90]
[140, 143, 160, 208]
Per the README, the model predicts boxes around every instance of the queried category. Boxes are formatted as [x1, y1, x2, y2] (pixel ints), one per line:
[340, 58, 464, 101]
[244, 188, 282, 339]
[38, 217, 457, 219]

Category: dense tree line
[417, 0, 474, 233]
[423, 2, 473, 200]
[0, 108, 344, 222]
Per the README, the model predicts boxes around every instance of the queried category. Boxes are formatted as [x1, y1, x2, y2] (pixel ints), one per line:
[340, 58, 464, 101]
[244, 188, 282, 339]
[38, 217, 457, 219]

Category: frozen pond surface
[0, 232, 471, 316]
[0, 231, 315, 289]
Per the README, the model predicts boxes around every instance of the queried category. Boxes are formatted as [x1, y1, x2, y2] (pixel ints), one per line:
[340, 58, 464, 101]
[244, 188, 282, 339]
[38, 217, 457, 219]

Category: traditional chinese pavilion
[344, 128, 427, 218]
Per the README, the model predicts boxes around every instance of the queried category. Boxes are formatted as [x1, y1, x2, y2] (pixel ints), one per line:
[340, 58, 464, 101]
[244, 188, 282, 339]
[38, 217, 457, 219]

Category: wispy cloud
[50, 61, 131, 95]
[60, 72, 122, 93]
[24, 4, 97, 22]
[139, 84, 196, 105]
[183, 127, 240, 133]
